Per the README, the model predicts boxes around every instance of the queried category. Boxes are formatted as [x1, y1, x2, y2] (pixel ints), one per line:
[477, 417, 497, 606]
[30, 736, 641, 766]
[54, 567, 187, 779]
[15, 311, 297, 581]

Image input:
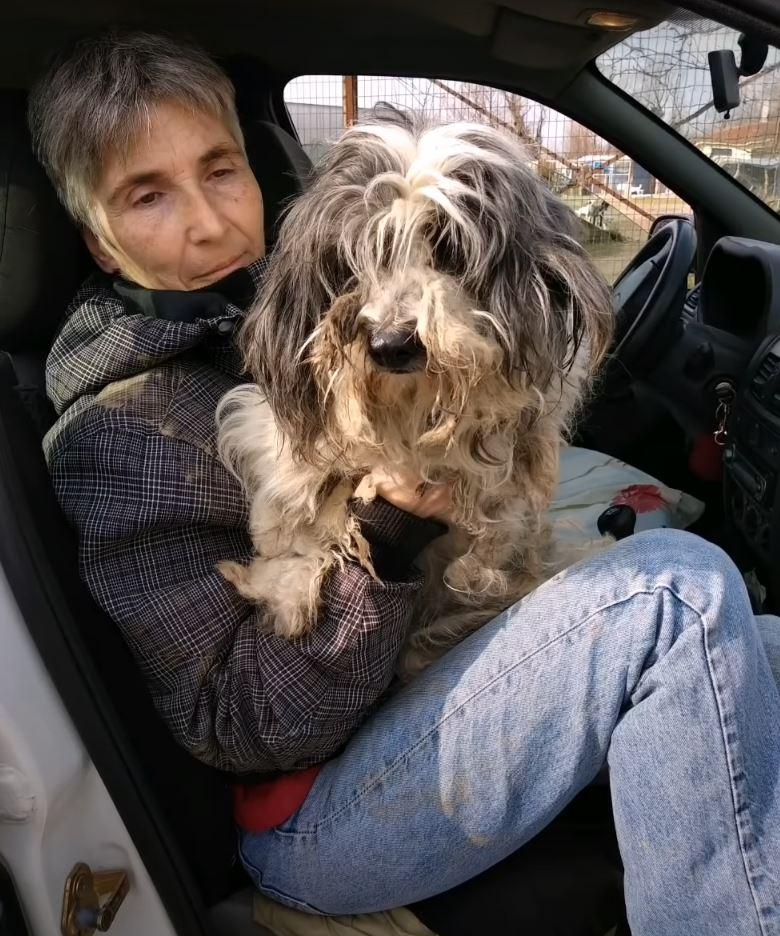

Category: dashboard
[679, 236, 780, 595]
[634, 232, 780, 599]
[698, 237, 780, 340]
[725, 336, 780, 570]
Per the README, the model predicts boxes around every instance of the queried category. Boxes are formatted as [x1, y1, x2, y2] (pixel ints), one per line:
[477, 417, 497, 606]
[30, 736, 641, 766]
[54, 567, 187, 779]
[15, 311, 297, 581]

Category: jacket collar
[45, 256, 270, 417]
[111, 256, 269, 322]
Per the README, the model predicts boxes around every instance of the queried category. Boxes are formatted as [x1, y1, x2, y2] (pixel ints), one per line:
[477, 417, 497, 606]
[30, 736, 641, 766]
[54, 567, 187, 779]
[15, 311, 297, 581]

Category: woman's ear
[82, 228, 120, 275]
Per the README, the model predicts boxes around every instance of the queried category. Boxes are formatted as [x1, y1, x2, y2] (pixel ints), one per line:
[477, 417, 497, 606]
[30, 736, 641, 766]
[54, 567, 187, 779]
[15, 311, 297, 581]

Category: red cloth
[689, 434, 723, 483]
[233, 764, 323, 833]
[612, 484, 666, 514]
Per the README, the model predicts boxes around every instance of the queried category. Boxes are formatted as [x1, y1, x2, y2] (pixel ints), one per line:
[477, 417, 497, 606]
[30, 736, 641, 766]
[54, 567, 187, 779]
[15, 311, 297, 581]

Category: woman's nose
[187, 190, 230, 242]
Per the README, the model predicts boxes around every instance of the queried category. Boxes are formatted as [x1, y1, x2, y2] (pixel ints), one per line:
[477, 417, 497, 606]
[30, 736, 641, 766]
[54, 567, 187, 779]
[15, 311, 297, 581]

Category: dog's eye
[321, 247, 354, 296]
[541, 266, 585, 371]
[430, 229, 462, 276]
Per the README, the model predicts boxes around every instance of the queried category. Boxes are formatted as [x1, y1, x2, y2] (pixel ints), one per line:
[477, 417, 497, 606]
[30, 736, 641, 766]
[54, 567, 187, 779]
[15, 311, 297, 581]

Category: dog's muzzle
[367, 328, 427, 373]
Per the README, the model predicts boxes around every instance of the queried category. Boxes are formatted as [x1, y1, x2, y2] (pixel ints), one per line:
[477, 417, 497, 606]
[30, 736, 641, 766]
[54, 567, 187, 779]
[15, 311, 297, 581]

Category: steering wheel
[611, 218, 696, 373]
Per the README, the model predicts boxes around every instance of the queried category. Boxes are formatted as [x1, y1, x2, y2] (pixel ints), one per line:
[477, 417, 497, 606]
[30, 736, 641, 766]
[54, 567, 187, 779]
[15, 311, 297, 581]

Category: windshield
[598, 13, 780, 213]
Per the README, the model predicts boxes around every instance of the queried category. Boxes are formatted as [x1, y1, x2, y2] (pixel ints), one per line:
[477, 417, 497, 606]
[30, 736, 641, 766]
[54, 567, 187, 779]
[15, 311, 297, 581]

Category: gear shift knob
[597, 504, 636, 540]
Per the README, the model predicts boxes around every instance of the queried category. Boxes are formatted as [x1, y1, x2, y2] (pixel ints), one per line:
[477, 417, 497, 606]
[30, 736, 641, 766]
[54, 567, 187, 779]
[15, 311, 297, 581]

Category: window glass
[598, 13, 780, 214]
[284, 75, 691, 283]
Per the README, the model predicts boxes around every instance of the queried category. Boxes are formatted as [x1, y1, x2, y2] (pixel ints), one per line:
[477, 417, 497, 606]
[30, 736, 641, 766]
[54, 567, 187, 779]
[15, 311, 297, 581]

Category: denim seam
[237, 835, 327, 913]
[256, 882, 327, 915]
[274, 583, 676, 836]
[698, 604, 772, 934]
[621, 583, 771, 934]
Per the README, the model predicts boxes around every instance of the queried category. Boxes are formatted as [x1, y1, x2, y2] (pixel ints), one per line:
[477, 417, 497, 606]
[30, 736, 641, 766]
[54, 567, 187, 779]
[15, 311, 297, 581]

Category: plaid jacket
[43, 259, 444, 776]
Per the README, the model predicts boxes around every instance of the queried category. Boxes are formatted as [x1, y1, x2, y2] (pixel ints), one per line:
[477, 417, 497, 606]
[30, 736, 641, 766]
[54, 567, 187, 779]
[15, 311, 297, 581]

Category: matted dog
[217, 112, 614, 678]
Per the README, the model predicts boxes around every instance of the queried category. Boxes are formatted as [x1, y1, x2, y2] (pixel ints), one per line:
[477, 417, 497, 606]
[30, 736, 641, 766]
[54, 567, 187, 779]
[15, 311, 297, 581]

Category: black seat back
[244, 118, 313, 246]
[0, 90, 90, 434]
[0, 92, 88, 357]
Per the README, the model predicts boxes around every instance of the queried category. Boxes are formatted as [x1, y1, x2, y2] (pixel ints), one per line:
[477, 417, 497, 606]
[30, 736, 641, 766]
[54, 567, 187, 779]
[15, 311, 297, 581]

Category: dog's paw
[353, 473, 378, 503]
[219, 554, 326, 640]
[217, 560, 255, 597]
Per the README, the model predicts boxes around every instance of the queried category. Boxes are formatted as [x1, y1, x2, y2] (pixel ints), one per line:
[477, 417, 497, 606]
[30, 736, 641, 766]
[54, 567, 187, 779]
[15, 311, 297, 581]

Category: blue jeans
[240, 529, 780, 935]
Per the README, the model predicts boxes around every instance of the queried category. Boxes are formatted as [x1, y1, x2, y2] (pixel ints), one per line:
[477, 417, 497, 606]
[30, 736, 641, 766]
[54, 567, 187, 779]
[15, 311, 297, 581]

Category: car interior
[1, 1, 780, 934]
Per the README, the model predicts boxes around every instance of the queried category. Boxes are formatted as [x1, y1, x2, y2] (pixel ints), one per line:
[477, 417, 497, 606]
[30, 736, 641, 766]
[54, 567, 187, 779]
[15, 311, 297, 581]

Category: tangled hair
[238, 111, 613, 465]
[27, 29, 243, 230]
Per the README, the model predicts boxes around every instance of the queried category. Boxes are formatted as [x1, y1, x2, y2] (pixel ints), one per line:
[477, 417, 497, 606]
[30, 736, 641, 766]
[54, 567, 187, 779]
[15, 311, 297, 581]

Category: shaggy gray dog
[217, 111, 614, 678]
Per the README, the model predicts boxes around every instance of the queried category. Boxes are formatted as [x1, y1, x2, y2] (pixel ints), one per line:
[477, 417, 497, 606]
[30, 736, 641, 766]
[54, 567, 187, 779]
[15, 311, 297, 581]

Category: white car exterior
[0, 566, 177, 935]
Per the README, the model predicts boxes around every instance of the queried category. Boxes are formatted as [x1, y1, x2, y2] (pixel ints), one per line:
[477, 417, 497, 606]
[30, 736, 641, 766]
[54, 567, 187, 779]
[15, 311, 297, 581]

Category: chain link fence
[284, 73, 690, 283]
[600, 13, 780, 214]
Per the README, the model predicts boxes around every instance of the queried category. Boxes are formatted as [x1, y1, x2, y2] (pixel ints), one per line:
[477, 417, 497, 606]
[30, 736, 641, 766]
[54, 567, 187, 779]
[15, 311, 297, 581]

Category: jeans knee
[615, 528, 744, 606]
[625, 526, 729, 568]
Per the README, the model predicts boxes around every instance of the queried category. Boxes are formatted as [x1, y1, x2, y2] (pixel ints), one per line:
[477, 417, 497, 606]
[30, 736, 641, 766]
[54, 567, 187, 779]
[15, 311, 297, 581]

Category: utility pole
[343, 75, 359, 127]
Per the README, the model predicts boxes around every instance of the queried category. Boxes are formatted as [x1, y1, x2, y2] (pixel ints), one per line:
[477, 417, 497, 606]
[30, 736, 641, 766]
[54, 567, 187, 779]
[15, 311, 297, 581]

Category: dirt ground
[562, 192, 690, 283]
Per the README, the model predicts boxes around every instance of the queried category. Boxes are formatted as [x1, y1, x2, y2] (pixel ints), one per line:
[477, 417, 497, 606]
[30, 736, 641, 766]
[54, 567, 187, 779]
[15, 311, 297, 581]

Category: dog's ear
[536, 196, 615, 377]
[496, 220, 614, 389]
[441, 126, 614, 389]
[238, 183, 352, 462]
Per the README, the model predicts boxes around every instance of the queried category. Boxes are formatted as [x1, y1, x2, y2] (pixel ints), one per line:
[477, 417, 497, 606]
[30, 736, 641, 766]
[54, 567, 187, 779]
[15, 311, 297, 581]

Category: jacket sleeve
[48, 414, 445, 775]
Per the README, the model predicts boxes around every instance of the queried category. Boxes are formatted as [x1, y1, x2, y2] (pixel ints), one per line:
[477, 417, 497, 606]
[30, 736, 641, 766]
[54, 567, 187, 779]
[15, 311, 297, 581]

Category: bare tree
[599, 19, 717, 127]
[600, 17, 780, 136]
[598, 18, 780, 208]
[504, 93, 545, 144]
[565, 123, 614, 159]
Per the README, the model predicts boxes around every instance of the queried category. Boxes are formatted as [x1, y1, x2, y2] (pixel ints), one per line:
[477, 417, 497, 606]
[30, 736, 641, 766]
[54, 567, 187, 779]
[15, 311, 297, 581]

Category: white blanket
[551, 447, 705, 545]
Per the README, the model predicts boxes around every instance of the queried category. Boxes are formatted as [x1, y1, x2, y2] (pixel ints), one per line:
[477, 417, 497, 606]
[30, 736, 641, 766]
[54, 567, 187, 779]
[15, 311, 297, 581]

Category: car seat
[0, 87, 629, 936]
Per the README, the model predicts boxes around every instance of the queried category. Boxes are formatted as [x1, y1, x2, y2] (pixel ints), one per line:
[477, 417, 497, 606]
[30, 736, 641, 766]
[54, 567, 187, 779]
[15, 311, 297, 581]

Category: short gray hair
[28, 30, 244, 229]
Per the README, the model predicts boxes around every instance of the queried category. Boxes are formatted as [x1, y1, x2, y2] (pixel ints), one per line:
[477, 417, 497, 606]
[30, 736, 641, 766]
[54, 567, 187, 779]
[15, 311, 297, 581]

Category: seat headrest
[0, 92, 311, 353]
[0, 91, 89, 352]
[243, 119, 312, 244]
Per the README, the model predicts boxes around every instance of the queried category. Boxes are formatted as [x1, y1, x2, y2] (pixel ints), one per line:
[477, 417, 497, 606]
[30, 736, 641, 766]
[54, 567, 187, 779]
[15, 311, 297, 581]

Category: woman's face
[86, 100, 265, 291]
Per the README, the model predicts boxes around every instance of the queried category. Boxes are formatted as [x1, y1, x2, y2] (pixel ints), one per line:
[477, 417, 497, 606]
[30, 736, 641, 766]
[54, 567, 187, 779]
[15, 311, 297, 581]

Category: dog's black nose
[367, 329, 427, 373]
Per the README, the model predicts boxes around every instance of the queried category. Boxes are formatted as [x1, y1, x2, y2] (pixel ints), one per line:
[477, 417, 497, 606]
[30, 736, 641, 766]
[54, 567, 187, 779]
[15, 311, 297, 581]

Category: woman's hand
[355, 465, 455, 525]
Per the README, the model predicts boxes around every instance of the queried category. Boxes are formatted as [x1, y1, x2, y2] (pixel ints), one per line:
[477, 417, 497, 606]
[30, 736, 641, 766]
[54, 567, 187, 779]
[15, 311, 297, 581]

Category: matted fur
[217, 111, 614, 678]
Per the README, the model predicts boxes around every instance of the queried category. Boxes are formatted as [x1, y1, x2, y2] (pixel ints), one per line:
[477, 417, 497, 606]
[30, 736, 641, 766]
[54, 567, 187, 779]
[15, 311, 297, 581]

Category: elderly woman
[29, 31, 780, 936]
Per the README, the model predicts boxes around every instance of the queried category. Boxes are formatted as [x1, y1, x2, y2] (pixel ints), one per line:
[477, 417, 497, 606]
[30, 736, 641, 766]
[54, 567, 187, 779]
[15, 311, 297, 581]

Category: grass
[561, 191, 689, 283]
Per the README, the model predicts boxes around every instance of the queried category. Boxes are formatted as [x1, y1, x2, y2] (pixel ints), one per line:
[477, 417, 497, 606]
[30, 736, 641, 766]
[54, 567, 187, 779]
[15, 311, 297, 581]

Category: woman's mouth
[197, 253, 246, 283]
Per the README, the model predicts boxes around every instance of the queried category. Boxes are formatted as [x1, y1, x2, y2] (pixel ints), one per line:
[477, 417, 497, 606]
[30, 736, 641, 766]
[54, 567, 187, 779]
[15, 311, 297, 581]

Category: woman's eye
[211, 167, 235, 180]
[134, 191, 162, 208]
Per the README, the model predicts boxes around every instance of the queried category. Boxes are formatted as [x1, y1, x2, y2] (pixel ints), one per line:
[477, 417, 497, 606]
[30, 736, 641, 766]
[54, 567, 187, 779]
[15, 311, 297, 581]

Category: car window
[598, 12, 780, 215]
[284, 75, 691, 284]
